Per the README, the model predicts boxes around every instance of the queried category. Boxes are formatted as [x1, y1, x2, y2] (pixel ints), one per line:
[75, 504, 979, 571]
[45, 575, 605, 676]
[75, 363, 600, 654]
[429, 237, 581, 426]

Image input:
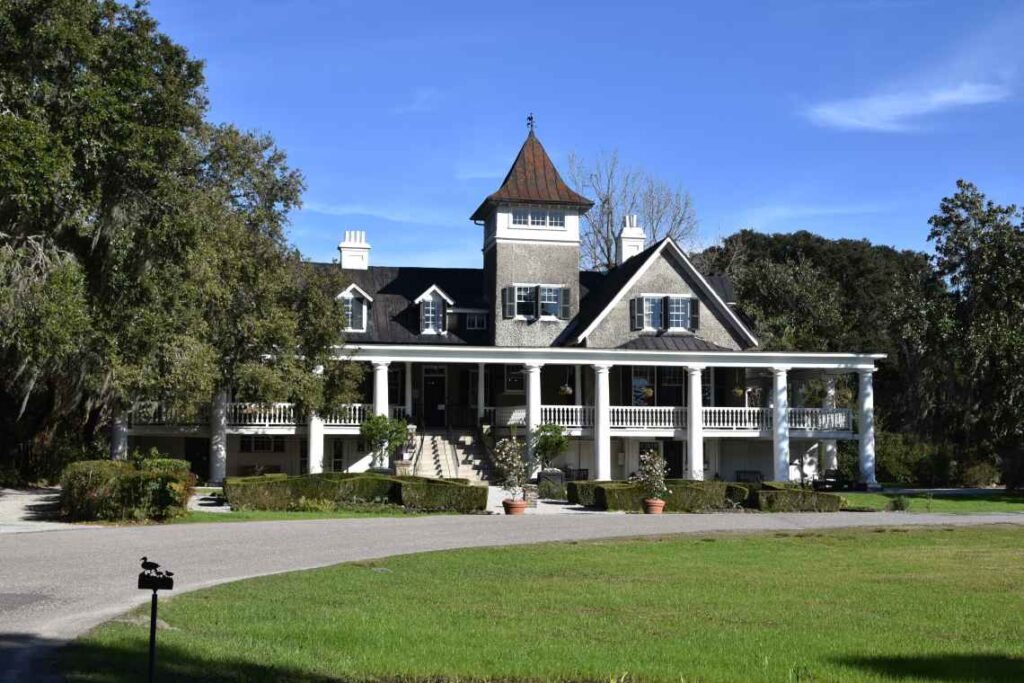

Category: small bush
[596, 483, 646, 511]
[140, 458, 192, 477]
[596, 480, 750, 512]
[537, 479, 567, 500]
[756, 489, 841, 512]
[887, 495, 911, 511]
[60, 459, 195, 521]
[567, 480, 613, 507]
[397, 479, 487, 512]
[959, 461, 1000, 488]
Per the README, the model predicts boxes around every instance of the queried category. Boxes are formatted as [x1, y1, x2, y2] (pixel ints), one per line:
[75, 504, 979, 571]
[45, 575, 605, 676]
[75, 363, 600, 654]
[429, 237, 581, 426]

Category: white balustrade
[789, 408, 852, 431]
[540, 405, 594, 428]
[495, 406, 527, 426]
[702, 407, 771, 431]
[324, 403, 370, 426]
[226, 402, 297, 426]
[609, 406, 685, 429]
[129, 402, 208, 426]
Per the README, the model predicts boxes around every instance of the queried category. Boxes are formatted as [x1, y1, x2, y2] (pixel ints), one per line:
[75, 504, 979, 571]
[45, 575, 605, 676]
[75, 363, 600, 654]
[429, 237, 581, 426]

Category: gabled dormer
[413, 284, 454, 335]
[339, 283, 373, 333]
[472, 129, 594, 347]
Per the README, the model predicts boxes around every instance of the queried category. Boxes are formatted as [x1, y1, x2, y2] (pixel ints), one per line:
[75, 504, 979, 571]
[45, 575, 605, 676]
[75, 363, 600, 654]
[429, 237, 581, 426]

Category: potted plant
[493, 435, 530, 515]
[359, 414, 409, 470]
[637, 449, 670, 514]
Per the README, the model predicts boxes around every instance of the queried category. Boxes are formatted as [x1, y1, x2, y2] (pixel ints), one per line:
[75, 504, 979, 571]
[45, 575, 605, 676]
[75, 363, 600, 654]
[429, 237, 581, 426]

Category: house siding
[489, 241, 580, 347]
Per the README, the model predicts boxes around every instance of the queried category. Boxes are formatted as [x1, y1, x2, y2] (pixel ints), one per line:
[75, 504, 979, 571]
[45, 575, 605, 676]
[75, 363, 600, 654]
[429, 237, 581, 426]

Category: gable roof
[570, 238, 759, 349]
[413, 284, 455, 305]
[470, 131, 594, 221]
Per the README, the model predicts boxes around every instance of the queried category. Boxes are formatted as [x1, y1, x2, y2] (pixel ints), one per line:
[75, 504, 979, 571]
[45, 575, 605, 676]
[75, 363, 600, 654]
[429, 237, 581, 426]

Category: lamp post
[138, 557, 174, 683]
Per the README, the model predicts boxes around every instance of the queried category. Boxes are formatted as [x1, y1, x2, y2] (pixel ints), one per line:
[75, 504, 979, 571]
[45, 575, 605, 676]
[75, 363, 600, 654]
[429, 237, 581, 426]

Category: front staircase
[412, 430, 493, 484]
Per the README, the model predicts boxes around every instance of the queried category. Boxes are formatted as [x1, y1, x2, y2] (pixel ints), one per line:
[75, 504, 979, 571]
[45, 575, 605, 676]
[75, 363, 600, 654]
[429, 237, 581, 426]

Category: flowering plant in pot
[637, 449, 670, 514]
[493, 435, 531, 515]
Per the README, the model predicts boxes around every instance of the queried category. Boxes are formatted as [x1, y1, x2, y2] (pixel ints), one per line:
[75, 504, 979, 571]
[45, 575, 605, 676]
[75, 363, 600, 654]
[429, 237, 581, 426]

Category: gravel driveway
[2, 510, 1022, 682]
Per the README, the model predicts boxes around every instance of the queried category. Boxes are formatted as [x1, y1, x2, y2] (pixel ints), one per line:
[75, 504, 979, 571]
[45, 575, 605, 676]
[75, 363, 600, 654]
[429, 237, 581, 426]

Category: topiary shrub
[537, 479, 567, 500]
[396, 479, 487, 512]
[595, 482, 646, 511]
[567, 480, 613, 507]
[756, 489, 841, 512]
[594, 480, 748, 512]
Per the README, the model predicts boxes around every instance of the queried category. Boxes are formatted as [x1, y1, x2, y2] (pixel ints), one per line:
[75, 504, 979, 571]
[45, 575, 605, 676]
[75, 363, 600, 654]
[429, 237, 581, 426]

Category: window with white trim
[529, 210, 546, 226]
[240, 435, 285, 453]
[466, 312, 486, 330]
[643, 297, 663, 330]
[420, 297, 441, 333]
[343, 295, 366, 332]
[548, 211, 565, 227]
[504, 285, 570, 320]
[539, 286, 561, 317]
[667, 297, 689, 329]
[515, 286, 537, 318]
[512, 209, 529, 225]
[508, 207, 567, 229]
[630, 296, 699, 332]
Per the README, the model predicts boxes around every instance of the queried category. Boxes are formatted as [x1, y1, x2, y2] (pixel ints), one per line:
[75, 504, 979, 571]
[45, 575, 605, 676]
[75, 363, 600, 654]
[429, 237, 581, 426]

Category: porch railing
[494, 406, 526, 427]
[790, 407, 852, 431]
[702, 407, 771, 431]
[227, 402, 297, 427]
[609, 406, 686, 429]
[540, 405, 594, 428]
[129, 402, 209, 426]
[324, 403, 370, 426]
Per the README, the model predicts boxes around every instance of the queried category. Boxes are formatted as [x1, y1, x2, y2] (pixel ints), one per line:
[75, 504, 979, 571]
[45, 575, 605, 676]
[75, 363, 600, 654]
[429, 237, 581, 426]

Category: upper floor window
[343, 295, 366, 332]
[631, 296, 699, 332]
[420, 297, 442, 333]
[466, 312, 487, 330]
[509, 207, 567, 229]
[503, 285, 570, 320]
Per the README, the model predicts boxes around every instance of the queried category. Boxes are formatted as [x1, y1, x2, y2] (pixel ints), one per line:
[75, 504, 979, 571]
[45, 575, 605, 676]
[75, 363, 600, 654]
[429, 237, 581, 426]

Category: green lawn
[63, 526, 1024, 682]
[841, 489, 1024, 513]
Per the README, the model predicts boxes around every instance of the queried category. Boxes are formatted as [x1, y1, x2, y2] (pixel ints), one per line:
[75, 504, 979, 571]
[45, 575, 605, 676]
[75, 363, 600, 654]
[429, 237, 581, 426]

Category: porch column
[593, 364, 612, 480]
[209, 389, 228, 483]
[525, 363, 543, 457]
[686, 366, 705, 480]
[110, 412, 128, 460]
[372, 361, 390, 417]
[820, 375, 838, 471]
[308, 414, 324, 474]
[574, 365, 583, 405]
[404, 362, 413, 419]
[772, 368, 791, 482]
[858, 369, 878, 487]
[476, 362, 486, 421]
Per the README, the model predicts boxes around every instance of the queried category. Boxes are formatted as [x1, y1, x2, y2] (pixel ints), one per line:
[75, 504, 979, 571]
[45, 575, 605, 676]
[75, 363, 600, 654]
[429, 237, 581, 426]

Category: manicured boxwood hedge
[60, 459, 196, 521]
[225, 473, 487, 513]
[756, 488, 842, 512]
[594, 480, 750, 512]
[566, 480, 613, 506]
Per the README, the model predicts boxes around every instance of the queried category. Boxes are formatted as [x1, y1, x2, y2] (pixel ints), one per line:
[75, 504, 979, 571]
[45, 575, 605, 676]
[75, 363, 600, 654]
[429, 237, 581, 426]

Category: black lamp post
[138, 557, 174, 683]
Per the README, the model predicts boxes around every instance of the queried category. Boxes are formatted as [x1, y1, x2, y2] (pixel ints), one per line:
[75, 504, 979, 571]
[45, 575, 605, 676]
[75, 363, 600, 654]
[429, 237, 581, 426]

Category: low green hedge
[225, 473, 486, 513]
[60, 459, 195, 521]
[756, 488, 842, 512]
[567, 480, 613, 506]
[594, 480, 750, 512]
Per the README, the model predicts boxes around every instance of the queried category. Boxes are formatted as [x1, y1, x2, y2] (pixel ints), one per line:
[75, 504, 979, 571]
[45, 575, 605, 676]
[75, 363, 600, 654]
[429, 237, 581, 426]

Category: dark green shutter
[559, 287, 570, 320]
[502, 287, 514, 318]
[690, 299, 700, 330]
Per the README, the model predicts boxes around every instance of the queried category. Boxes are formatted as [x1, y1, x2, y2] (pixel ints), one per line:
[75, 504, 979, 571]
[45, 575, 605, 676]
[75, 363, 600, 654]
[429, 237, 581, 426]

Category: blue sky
[150, 0, 1024, 267]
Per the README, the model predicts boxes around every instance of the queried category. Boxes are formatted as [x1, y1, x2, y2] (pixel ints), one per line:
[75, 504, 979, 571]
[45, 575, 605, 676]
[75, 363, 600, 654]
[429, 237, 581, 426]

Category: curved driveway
[3, 511, 1024, 681]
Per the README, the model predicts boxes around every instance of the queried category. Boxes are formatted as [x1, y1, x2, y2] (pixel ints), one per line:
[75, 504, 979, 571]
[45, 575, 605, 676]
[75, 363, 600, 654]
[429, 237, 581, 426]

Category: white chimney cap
[339, 230, 371, 270]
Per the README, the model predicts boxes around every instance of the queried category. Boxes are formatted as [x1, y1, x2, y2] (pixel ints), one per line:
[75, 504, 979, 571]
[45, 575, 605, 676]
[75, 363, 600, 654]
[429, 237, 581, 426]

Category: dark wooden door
[184, 438, 209, 481]
[664, 440, 684, 479]
[422, 371, 446, 428]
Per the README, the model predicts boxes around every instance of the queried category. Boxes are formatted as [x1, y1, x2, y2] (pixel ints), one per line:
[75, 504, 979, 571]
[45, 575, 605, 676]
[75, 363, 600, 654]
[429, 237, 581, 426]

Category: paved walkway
[0, 488, 73, 534]
[2, 510, 1023, 681]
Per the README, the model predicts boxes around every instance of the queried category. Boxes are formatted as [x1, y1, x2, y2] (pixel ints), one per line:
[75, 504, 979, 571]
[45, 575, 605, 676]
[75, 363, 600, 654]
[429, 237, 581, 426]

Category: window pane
[548, 211, 565, 227]
[644, 297, 663, 329]
[422, 299, 439, 331]
[539, 286, 560, 317]
[515, 286, 536, 317]
[466, 313, 486, 330]
[529, 210, 546, 226]
[668, 297, 688, 328]
[632, 367, 656, 406]
[512, 209, 529, 225]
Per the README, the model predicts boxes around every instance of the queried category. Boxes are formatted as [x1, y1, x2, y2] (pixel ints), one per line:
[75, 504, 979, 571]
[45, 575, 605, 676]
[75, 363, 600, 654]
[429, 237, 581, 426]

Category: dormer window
[631, 296, 699, 332]
[339, 283, 373, 333]
[414, 284, 455, 335]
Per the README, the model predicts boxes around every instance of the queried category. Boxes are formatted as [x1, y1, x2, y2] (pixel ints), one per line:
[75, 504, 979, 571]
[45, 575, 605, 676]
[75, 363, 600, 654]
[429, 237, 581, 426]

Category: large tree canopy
[0, 0, 359, 480]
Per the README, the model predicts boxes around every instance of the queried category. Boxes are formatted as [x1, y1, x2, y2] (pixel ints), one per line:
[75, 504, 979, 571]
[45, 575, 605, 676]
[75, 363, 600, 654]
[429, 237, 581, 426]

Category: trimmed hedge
[224, 473, 487, 513]
[60, 459, 195, 521]
[594, 480, 750, 513]
[567, 480, 613, 506]
[756, 488, 842, 512]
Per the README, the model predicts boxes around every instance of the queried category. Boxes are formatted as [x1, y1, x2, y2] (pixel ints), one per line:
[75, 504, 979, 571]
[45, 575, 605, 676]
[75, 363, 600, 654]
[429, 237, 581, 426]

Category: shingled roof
[470, 131, 594, 221]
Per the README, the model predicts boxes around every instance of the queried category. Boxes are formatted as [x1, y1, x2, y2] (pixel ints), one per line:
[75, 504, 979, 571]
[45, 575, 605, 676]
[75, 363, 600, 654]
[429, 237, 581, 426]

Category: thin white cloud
[734, 202, 889, 230]
[302, 200, 454, 227]
[392, 86, 442, 114]
[807, 82, 1010, 132]
[804, 7, 1024, 132]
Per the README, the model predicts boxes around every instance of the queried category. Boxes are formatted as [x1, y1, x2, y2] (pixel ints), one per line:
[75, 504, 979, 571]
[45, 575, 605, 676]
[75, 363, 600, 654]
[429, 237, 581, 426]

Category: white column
[772, 368, 791, 482]
[110, 412, 128, 460]
[820, 375, 838, 471]
[593, 364, 612, 480]
[574, 365, 583, 406]
[404, 362, 413, 419]
[476, 362, 486, 421]
[372, 361, 390, 417]
[525, 363, 543, 457]
[209, 389, 228, 483]
[858, 369, 878, 487]
[308, 414, 324, 474]
[686, 366, 704, 480]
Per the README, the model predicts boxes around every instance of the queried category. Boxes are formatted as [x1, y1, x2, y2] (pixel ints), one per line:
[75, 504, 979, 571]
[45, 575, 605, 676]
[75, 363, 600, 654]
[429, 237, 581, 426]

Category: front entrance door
[184, 437, 210, 481]
[422, 366, 447, 428]
[663, 440, 684, 479]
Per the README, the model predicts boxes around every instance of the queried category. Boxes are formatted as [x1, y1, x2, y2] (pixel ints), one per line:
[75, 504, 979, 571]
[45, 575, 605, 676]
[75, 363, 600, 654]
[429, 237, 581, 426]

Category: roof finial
[526, 112, 535, 132]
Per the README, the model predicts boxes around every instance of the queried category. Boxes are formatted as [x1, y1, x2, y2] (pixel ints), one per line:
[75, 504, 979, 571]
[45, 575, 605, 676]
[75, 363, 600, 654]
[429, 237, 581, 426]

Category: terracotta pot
[503, 499, 528, 515]
[643, 498, 666, 514]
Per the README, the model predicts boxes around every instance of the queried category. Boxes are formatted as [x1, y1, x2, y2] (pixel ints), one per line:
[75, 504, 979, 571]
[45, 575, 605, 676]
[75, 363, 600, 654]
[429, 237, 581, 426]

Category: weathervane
[526, 112, 535, 132]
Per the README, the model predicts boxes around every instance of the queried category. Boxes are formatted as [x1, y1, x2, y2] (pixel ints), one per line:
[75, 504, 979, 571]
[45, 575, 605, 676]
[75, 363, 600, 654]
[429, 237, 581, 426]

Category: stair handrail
[409, 430, 427, 476]
[444, 426, 461, 479]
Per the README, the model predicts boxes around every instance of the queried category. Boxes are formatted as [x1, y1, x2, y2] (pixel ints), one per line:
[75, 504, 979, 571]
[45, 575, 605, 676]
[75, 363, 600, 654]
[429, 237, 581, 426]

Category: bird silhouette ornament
[138, 557, 174, 590]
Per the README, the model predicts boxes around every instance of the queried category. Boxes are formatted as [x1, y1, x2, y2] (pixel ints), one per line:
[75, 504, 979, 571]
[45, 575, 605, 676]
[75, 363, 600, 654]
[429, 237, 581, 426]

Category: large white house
[118, 131, 883, 487]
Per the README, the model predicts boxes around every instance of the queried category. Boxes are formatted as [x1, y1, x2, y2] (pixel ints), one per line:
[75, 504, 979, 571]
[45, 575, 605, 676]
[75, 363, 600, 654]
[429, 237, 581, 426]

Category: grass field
[841, 489, 1024, 513]
[62, 525, 1024, 682]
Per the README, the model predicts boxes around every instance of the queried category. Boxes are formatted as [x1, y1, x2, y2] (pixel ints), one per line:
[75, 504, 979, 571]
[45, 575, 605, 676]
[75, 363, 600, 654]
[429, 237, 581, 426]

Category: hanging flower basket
[558, 384, 573, 397]
[641, 386, 655, 400]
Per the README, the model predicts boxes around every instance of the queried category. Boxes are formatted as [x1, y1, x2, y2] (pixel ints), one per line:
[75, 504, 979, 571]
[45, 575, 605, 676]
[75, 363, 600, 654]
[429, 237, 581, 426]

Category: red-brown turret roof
[470, 131, 594, 221]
